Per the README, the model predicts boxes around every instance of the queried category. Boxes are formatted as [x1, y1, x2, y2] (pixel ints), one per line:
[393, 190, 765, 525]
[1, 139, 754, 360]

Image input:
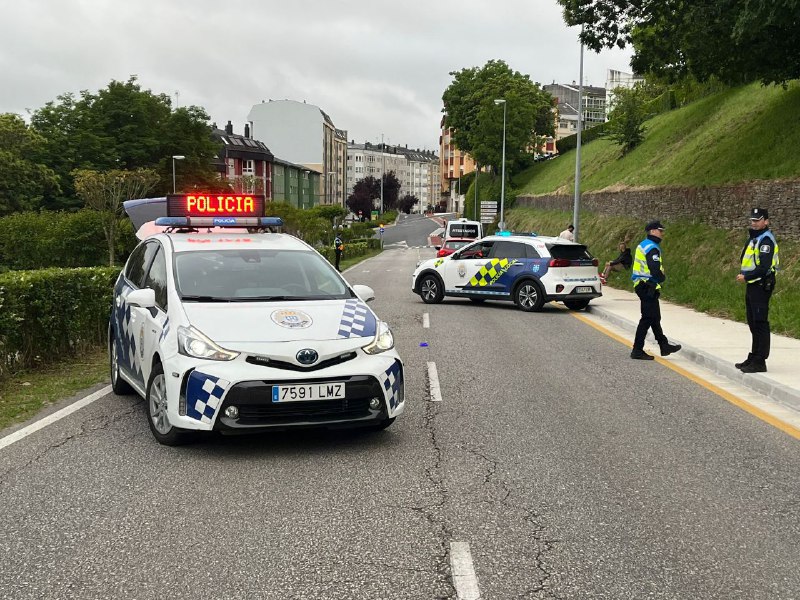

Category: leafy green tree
[30, 77, 219, 210]
[555, 0, 800, 85]
[606, 86, 648, 154]
[442, 60, 554, 174]
[73, 168, 159, 266]
[0, 114, 61, 215]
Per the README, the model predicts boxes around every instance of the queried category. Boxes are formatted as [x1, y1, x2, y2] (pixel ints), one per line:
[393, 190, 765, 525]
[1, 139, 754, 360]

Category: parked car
[435, 237, 473, 258]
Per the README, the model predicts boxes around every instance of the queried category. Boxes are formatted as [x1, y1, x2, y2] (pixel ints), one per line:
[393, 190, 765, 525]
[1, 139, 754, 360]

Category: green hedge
[556, 122, 609, 154]
[317, 241, 375, 263]
[0, 210, 137, 271]
[0, 267, 120, 379]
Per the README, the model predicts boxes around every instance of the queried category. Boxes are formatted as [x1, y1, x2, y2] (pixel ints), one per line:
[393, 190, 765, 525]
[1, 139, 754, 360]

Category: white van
[444, 218, 483, 240]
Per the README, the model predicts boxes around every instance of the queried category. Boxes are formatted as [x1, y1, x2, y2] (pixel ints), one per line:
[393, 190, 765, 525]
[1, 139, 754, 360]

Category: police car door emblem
[458, 264, 466, 278]
[296, 349, 318, 365]
[271, 309, 313, 329]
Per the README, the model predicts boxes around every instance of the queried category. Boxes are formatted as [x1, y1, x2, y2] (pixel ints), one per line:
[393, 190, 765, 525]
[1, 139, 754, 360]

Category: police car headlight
[362, 322, 394, 355]
[177, 326, 239, 361]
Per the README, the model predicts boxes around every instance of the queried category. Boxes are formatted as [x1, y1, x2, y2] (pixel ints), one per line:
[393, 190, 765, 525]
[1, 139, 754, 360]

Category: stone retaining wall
[516, 180, 800, 240]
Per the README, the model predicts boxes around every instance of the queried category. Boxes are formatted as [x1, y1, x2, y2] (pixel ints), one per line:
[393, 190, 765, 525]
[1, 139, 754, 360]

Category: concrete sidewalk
[587, 286, 800, 415]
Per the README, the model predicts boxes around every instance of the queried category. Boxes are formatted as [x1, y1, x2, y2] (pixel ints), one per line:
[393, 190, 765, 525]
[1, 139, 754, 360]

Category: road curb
[587, 303, 800, 415]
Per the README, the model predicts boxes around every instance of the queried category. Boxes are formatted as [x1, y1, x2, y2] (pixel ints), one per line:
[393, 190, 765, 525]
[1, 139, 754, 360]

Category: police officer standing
[334, 234, 344, 272]
[735, 207, 779, 373]
[630, 220, 682, 360]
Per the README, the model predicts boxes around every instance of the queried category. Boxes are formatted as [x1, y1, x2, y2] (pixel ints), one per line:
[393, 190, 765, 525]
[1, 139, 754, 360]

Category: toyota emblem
[296, 349, 319, 365]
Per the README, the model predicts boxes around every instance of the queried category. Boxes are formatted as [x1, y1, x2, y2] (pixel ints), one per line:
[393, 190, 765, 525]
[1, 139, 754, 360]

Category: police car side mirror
[352, 284, 375, 303]
[434, 245, 441, 250]
[126, 288, 156, 309]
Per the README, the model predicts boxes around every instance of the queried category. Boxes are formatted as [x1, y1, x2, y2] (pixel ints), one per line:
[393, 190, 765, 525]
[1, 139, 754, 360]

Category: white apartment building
[347, 142, 439, 213]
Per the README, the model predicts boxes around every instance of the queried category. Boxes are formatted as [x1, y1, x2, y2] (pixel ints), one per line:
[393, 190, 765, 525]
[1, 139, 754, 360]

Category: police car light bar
[154, 216, 284, 228]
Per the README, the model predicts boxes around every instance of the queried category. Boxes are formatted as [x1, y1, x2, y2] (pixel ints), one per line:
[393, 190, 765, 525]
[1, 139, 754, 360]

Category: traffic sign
[480, 201, 498, 208]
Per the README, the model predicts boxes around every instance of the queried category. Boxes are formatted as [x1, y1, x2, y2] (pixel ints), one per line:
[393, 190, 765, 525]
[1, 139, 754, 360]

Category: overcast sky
[2, 0, 632, 153]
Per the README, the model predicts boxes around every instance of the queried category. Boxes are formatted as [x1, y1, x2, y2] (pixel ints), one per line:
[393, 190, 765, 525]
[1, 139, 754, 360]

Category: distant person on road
[600, 242, 632, 284]
[630, 221, 682, 360]
[559, 224, 575, 241]
[334, 235, 344, 272]
[735, 207, 779, 373]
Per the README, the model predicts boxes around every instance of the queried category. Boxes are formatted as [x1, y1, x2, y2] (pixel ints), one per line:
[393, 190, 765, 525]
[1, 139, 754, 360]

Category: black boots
[630, 349, 654, 360]
[740, 359, 767, 373]
[735, 353, 754, 369]
[659, 341, 682, 356]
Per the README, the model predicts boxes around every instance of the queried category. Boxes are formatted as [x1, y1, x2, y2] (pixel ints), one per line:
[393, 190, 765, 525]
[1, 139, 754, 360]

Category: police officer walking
[735, 207, 779, 373]
[334, 234, 344, 272]
[630, 220, 682, 360]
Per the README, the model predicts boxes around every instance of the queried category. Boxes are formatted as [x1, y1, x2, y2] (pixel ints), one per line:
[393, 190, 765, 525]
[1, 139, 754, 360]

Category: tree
[442, 60, 554, 174]
[555, 0, 800, 85]
[0, 114, 61, 215]
[605, 86, 648, 154]
[381, 171, 401, 211]
[30, 77, 219, 210]
[73, 169, 159, 266]
[346, 176, 380, 218]
[397, 193, 419, 214]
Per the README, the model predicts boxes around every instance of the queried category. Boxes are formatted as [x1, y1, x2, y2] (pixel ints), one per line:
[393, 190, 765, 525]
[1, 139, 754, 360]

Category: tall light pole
[172, 155, 185, 194]
[573, 25, 585, 243]
[380, 133, 385, 214]
[474, 163, 479, 221]
[494, 99, 507, 231]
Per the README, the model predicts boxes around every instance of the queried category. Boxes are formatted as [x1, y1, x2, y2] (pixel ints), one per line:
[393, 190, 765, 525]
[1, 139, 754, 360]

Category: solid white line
[450, 542, 481, 599]
[427, 361, 442, 402]
[423, 313, 430, 328]
[0, 385, 112, 451]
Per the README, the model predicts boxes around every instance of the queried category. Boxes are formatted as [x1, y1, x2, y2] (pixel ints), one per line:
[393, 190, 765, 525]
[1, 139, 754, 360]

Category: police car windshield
[174, 248, 350, 301]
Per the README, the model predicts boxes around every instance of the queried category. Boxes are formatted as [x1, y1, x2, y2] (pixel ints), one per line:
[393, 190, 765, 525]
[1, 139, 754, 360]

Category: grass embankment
[515, 81, 800, 195]
[0, 249, 386, 432]
[507, 208, 800, 339]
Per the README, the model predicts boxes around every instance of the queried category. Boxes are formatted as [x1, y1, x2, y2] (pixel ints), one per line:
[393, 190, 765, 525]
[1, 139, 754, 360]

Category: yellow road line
[569, 310, 800, 441]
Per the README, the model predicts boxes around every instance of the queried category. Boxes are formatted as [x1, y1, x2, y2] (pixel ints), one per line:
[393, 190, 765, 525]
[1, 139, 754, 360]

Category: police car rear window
[547, 244, 592, 260]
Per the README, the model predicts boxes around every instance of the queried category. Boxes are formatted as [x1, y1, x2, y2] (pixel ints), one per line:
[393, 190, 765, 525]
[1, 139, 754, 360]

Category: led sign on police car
[166, 194, 265, 218]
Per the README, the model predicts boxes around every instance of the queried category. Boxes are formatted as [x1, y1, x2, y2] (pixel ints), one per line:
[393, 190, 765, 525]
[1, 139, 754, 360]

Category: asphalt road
[1, 229, 799, 599]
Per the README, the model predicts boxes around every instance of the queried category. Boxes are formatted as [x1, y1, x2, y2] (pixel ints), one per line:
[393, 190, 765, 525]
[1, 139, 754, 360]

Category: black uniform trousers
[334, 250, 342, 271]
[633, 282, 666, 350]
[746, 281, 772, 361]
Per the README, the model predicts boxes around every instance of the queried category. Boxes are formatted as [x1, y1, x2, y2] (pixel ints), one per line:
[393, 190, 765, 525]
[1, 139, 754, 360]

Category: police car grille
[245, 352, 357, 372]
[221, 376, 382, 426]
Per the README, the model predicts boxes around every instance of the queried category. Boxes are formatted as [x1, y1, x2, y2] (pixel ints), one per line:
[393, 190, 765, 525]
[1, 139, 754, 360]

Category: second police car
[110, 194, 404, 445]
[411, 233, 602, 311]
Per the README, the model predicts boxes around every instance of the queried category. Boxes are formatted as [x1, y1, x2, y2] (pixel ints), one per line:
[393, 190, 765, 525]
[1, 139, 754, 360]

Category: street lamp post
[573, 25, 585, 243]
[493, 99, 507, 231]
[172, 155, 185, 194]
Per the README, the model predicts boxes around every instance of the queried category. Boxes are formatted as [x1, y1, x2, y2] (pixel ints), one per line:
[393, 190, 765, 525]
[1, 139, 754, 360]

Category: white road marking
[422, 313, 430, 328]
[0, 385, 112, 451]
[427, 361, 442, 402]
[450, 542, 481, 599]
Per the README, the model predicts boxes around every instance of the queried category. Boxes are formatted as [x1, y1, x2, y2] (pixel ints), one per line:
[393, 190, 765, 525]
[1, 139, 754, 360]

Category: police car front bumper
[162, 352, 404, 432]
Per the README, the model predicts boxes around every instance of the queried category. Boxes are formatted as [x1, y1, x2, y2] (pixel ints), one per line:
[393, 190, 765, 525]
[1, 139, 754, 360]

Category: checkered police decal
[337, 299, 377, 338]
[113, 279, 144, 385]
[186, 371, 231, 423]
[379, 361, 404, 410]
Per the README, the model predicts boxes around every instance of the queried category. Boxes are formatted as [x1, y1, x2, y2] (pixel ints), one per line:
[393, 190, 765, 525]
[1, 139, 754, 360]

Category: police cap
[644, 220, 665, 232]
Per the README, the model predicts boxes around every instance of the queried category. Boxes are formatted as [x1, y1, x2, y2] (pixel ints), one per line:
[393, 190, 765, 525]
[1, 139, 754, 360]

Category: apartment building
[544, 82, 607, 140]
[246, 99, 347, 206]
[439, 117, 477, 195]
[346, 142, 439, 213]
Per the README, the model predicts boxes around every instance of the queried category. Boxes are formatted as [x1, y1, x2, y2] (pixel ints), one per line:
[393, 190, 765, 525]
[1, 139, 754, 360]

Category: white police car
[411, 233, 601, 311]
[110, 199, 403, 445]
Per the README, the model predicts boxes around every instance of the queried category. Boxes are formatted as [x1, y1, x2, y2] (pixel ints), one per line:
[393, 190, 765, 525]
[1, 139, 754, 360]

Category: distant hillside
[515, 81, 800, 196]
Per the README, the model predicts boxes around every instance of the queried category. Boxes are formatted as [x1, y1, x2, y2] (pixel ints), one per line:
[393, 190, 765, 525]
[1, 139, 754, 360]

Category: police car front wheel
[515, 281, 545, 312]
[419, 275, 444, 304]
[146, 363, 193, 446]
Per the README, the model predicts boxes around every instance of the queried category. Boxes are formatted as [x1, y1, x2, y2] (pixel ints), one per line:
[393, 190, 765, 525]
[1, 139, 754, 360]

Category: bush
[0, 210, 136, 270]
[0, 267, 120, 379]
[556, 122, 608, 154]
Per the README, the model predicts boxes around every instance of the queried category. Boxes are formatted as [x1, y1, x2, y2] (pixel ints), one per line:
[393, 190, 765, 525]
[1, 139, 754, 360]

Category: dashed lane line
[427, 362, 442, 402]
[423, 313, 430, 328]
[450, 542, 481, 599]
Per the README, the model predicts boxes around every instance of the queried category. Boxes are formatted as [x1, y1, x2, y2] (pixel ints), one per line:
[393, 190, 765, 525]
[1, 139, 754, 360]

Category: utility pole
[380, 133, 384, 214]
[573, 25, 585, 243]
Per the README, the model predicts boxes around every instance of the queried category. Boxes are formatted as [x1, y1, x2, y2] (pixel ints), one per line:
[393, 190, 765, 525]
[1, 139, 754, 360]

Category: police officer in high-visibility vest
[735, 207, 779, 373]
[334, 235, 344, 272]
[630, 220, 682, 360]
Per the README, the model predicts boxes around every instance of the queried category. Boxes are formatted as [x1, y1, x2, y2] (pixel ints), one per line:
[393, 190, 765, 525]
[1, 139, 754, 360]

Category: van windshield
[446, 221, 481, 239]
